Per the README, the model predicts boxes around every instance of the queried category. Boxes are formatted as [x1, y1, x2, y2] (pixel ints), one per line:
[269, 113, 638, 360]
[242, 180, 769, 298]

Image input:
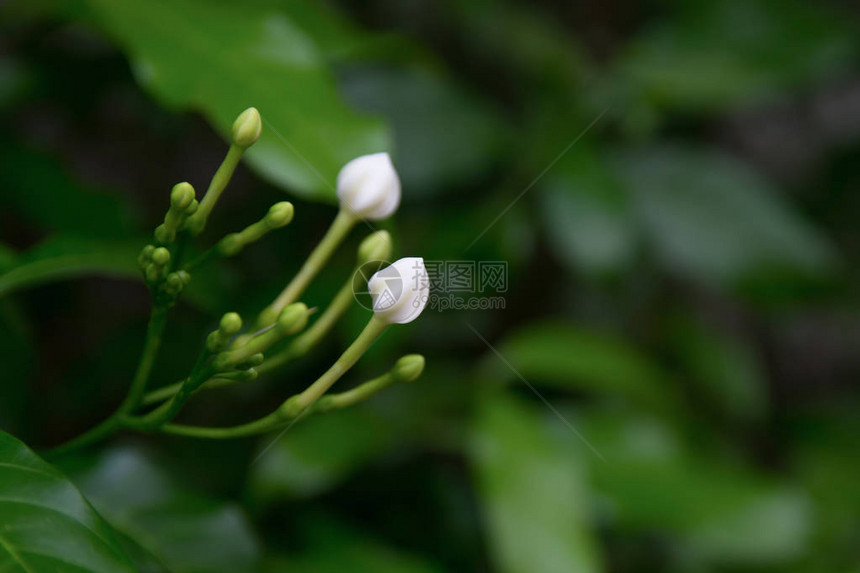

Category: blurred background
[1, 0, 859, 571]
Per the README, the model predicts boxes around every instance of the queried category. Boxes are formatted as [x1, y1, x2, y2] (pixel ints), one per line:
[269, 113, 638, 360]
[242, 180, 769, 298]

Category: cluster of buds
[126, 106, 431, 438]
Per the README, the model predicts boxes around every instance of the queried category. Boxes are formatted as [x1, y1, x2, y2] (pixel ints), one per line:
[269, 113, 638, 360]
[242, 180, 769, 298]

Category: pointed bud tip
[358, 230, 392, 263]
[265, 202, 294, 228]
[392, 354, 425, 383]
[232, 107, 262, 148]
[277, 302, 309, 335]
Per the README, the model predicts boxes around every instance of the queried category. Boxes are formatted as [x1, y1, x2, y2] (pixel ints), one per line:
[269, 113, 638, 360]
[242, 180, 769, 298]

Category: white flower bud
[367, 257, 429, 324]
[336, 152, 401, 220]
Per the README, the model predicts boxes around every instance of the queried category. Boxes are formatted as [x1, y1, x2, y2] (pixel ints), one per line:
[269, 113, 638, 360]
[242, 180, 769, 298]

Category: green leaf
[0, 142, 138, 238]
[667, 315, 768, 420]
[580, 410, 813, 566]
[617, 0, 858, 113]
[538, 146, 636, 276]
[0, 431, 135, 572]
[85, 0, 390, 201]
[618, 146, 837, 287]
[0, 235, 229, 312]
[470, 393, 601, 573]
[480, 321, 678, 413]
[60, 446, 260, 573]
[0, 236, 142, 299]
[341, 65, 507, 197]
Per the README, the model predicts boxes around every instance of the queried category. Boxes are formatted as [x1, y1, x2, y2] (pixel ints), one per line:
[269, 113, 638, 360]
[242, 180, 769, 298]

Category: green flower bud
[138, 244, 155, 270]
[154, 224, 172, 245]
[264, 202, 294, 229]
[206, 330, 224, 353]
[218, 233, 243, 257]
[256, 306, 280, 329]
[219, 312, 242, 335]
[232, 107, 262, 149]
[358, 230, 392, 264]
[391, 354, 425, 383]
[170, 182, 196, 211]
[277, 302, 308, 336]
[236, 352, 264, 369]
[151, 247, 171, 266]
[163, 272, 184, 296]
[177, 270, 191, 285]
[239, 368, 259, 382]
[144, 263, 161, 283]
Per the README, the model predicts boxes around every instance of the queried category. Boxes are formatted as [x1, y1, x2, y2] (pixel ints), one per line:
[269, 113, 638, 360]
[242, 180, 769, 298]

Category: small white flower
[368, 257, 429, 324]
[337, 152, 401, 220]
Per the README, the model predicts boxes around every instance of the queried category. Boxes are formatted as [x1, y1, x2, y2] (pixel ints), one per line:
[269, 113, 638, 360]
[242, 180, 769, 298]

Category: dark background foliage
[0, 0, 858, 571]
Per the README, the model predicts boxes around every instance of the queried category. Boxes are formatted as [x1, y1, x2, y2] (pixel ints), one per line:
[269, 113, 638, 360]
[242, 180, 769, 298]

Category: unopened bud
[232, 107, 262, 149]
[337, 152, 400, 220]
[138, 244, 155, 270]
[163, 272, 184, 296]
[277, 303, 308, 336]
[170, 182, 196, 211]
[391, 354, 425, 383]
[358, 230, 392, 264]
[144, 264, 161, 283]
[236, 352, 265, 370]
[219, 312, 242, 335]
[151, 247, 171, 267]
[264, 202, 294, 229]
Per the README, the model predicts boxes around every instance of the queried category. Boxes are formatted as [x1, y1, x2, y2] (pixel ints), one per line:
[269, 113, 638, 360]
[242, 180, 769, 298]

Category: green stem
[141, 375, 243, 406]
[258, 209, 356, 327]
[128, 364, 215, 429]
[282, 316, 387, 416]
[187, 144, 244, 235]
[47, 304, 169, 456]
[258, 279, 355, 374]
[156, 317, 388, 439]
[313, 372, 394, 413]
[182, 245, 219, 271]
[159, 412, 285, 439]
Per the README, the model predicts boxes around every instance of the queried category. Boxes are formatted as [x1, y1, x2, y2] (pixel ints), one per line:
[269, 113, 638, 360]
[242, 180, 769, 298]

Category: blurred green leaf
[788, 403, 860, 568]
[342, 65, 507, 197]
[0, 431, 135, 572]
[539, 147, 636, 276]
[0, 243, 17, 271]
[480, 321, 678, 412]
[619, 146, 837, 287]
[263, 517, 444, 573]
[471, 393, 601, 573]
[0, 142, 138, 237]
[667, 315, 768, 421]
[581, 410, 813, 566]
[617, 0, 858, 113]
[0, 236, 142, 299]
[85, 0, 390, 201]
[60, 446, 260, 573]
[248, 407, 402, 503]
[0, 235, 229, 312]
